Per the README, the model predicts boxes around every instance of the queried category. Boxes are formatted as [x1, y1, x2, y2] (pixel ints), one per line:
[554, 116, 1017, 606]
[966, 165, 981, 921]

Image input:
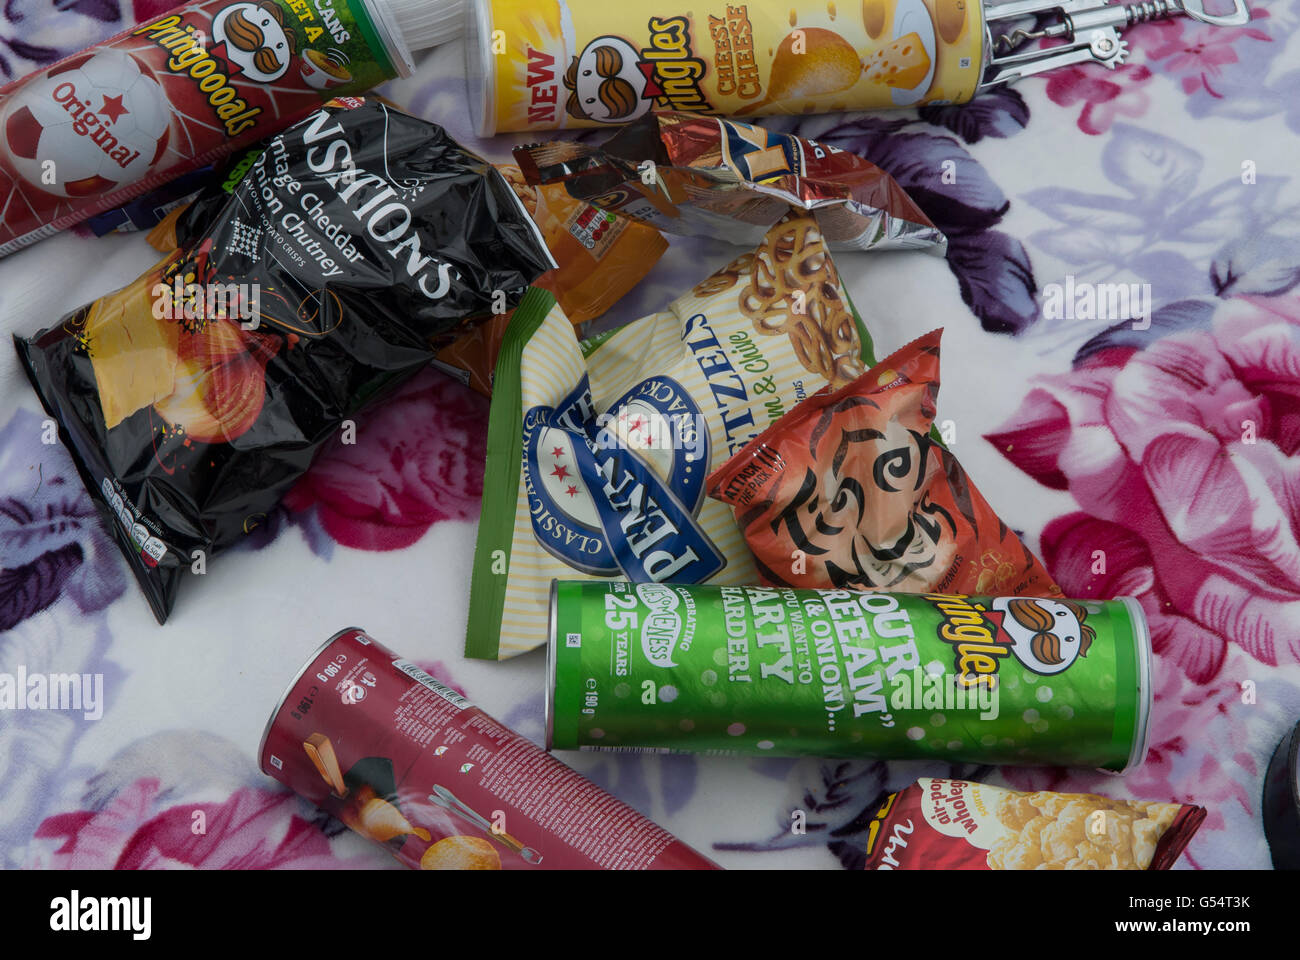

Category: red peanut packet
[864, 778, 1207, 870]
[706, 329, 1061, 596]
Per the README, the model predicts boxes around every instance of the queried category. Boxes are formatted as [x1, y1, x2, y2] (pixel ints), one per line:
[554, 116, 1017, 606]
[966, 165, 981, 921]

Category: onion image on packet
[707, 329, 1061, 597]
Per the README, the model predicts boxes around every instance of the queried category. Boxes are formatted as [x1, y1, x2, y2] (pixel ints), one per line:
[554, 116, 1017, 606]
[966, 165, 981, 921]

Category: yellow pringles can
[465, 0, 986, 135]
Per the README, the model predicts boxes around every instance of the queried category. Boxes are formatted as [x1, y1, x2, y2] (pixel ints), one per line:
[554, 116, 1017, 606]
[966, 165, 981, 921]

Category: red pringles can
[0, 0, 419, 257]
[260, 628, 720, 870]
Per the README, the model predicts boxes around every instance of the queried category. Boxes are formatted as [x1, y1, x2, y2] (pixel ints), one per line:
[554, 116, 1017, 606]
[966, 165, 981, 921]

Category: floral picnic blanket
[0, 0, 1297, 869]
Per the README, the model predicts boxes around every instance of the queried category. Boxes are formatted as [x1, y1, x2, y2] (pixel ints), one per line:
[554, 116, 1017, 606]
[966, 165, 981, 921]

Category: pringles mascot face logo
[563, 36, 656, 124]
[990, 597, 1095, 675]
[212, 1, 297, 82]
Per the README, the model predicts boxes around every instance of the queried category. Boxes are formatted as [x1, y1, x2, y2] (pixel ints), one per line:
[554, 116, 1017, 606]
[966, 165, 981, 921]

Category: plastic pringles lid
[379, 0, 465, 52]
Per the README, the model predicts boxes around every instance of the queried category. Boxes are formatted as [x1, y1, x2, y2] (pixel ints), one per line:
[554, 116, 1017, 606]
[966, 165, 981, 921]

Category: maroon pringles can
[259, 628, 720, 870]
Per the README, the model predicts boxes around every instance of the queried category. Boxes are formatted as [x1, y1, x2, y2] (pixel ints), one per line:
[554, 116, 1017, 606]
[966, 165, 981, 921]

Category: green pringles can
[547, 581, 1153, 771]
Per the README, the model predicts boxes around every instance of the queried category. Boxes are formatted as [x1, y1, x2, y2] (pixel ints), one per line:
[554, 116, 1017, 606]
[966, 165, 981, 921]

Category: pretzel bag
[707, 330, 1061, 596]
[466, 211, 879, 659]
[865, 778, 1206, 870]
[513, 111, 946, 253]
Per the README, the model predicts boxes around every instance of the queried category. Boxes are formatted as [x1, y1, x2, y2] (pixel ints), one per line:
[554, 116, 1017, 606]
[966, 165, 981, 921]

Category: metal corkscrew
[980, 0, 1252, 87]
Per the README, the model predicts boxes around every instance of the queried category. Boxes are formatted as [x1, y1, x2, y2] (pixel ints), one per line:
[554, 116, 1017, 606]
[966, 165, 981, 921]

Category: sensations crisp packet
[15, 99, 554, 623]
[707, 330, 1061, 597]
[466, 211, 879, 659]
[864, 779, 1206, 870]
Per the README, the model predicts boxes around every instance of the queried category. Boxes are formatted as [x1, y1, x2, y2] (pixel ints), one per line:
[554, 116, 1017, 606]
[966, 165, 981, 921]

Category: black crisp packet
[15, 97, 555, 624]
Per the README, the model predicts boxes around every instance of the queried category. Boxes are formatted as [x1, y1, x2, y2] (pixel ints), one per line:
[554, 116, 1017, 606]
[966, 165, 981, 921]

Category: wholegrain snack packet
[497, 163, 668, 327]
[466, 210, 879, 660]
[15, 98, 555, 623]
[430, 164, 668, 396]
[513, 111, 946, 253]
[864, 778, 1206, 870]
[707, 330, 1061, 597]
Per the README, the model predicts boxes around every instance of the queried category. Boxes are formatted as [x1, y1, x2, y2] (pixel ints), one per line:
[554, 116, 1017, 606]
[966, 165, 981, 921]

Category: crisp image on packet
[864, 778, 1207, 870]
[14, 99, 555, 623]
[707, 330, 1061, 596]
[514, 111, 946, 253]
[466, 211, 879, 660]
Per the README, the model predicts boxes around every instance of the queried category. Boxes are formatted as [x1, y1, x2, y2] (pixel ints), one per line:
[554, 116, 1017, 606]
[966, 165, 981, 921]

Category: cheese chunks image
[864, 32, 931, 89]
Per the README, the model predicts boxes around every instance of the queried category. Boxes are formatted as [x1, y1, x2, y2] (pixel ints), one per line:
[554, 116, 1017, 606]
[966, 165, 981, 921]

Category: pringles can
[467, 0, 984, 135]
[0, 0, 426, 256]
[464, 0, 1252, 136]
[261, 627, 719, 870]
[548, 581, 1152, 772]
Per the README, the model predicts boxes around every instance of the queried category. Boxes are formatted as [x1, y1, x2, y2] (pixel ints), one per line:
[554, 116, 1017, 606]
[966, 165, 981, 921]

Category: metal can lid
[1118, 595, 1153, 775]
[257, 626, 367, 776]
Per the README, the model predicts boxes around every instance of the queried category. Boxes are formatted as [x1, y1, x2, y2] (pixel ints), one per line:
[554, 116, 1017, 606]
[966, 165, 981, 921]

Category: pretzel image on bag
[707, 330, 1061, 597]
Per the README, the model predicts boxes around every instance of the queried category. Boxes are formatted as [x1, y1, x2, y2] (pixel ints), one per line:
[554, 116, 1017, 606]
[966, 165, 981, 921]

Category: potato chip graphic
[936, 0, 969, 44]
[737, 28, 862, 115]
[420, 835, 502, 870]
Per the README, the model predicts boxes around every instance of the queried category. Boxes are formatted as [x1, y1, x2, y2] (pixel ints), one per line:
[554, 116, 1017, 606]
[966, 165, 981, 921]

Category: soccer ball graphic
[2, 48, 171, 198]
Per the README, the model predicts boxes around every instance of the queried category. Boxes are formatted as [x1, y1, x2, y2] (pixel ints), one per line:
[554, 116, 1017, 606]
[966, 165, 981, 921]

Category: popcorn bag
[864, 778, 1207, 870]
[466, 211, 879, 660]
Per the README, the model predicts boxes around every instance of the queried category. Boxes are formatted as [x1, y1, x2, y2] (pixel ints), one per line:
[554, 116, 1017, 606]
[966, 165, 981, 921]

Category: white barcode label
[566, 632, 581, 648]
[269, 755, 283, 770]
[393, 659, 472, 710]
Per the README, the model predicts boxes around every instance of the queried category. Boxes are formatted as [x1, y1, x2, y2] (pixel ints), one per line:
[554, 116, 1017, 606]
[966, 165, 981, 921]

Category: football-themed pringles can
[0, 0, 428, 257]
[547, 581, 1153, 772]
[261, 627, 720, 870]
[464, 0, 1251, 135]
